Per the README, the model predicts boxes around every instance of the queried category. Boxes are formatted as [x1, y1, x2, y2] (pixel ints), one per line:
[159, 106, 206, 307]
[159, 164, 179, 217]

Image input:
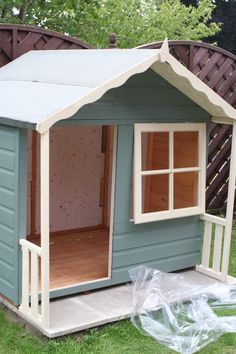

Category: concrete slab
[2, 270, 235, 338]
[46, 283, 133, 337]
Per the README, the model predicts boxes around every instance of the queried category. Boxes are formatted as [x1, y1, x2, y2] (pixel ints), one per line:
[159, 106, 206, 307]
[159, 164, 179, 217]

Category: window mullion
[141, 169, 171, 176]
[169, 131, 173, 211]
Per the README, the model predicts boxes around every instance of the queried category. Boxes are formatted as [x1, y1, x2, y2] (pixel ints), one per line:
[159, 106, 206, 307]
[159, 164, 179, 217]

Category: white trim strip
[221, 121, 236, 280]
[108, 126, 117, 278]
[201, 221, 212, 268]
[200, 213, 226, 226]
[212, 224, 224, 273]
[21, 246, 30, 313]
[20, 239, 42, 255]
[40, 130, 50, 327]
[141, 167, 200, 176]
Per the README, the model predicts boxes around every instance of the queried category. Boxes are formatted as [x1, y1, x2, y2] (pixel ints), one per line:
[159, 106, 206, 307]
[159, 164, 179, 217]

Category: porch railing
[196, 213, 227, 281]
[19, 239, 48, 327]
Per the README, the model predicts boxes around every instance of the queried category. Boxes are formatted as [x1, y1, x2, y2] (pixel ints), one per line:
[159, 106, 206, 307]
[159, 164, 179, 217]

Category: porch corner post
[221, 120, 236, 280]
[40, 130, 50, 327]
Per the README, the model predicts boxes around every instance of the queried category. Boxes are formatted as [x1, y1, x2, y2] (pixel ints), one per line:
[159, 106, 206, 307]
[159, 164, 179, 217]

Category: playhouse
[0, 40, 236, 334]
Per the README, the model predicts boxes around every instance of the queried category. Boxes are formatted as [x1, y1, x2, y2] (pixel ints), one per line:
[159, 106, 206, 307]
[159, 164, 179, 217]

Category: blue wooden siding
[111, 125, 203, 284]
[0, 125, 26, 305]
[61, 69, 211, 125]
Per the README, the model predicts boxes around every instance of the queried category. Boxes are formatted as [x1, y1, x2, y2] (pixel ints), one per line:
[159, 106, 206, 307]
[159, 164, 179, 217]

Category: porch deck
[28, 228, 109, 290]
[9, 269, 236, 338]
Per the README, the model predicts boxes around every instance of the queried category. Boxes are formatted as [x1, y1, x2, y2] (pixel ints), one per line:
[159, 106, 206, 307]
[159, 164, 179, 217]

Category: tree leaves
[0, 0, 221, 47]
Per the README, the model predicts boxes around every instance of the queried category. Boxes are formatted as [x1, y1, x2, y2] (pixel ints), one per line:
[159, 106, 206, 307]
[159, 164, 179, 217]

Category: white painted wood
[221, 121, 236, 280]
[108, 126, 117, 278]
[134, 206, 203, 224]
[201, 221, 212, 268]
[200, 213, 226, 226]
[40, 130, 50, 327]
[196, 265, 223, 281]
[31, 252, 39, 319]
[169, 131, 173, 211]
[133, 123, 206, 224]
[20, 239, 42, 256]
[212, 224, 223, 273]
[21, 246, 30, 313]
[142, 169, 170, 176]
[136, 122, 205, 133]
[133, 124, 143, 223]
[151, 42, 236, 125]
[199, 125, 206, 210]
[142, 167, 200, 176]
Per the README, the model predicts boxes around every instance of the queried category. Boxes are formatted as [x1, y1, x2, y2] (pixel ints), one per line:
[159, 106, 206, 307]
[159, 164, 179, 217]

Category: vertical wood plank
[108, 127, 117, 278]
[30, 130, 38, 236]
[21, 247, 29, 312]
[144, 133, 154, 212]
[212, 224, 223, 273]
[102, 126, 111, 228]
[201, 221, 212, 268]
[30, 252, 39, 319]
[169, 131, 173, 211]
[40, 130, 50, 327]
[221, 121, 236, 280]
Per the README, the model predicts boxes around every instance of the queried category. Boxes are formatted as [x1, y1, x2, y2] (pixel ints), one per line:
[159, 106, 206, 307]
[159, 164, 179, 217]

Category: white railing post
[221, 121, 236, 280]
[19, 239, 42, 322]
[40, 130, 50, 327]
[21, 246, 30, 312]
[197, 213, 226, 280]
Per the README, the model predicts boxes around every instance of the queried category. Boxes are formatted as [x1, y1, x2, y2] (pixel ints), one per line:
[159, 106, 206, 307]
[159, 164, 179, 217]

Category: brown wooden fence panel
[140, 40, 236, 213]
[0, 24, 93, 67]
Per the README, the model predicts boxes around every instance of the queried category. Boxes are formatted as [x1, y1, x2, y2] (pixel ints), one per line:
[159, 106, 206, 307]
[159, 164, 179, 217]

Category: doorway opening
[26, 125, 115, 290]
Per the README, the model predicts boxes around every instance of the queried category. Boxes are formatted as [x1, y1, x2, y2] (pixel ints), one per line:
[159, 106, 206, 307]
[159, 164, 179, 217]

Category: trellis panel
[0, 24, 92, 67]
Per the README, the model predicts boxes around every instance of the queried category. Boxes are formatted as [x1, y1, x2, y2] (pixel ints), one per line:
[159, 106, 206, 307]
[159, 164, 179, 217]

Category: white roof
[0, 40, 235, 133]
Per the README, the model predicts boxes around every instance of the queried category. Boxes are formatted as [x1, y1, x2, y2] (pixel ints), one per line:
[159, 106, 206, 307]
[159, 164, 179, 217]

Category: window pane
[174, 172, 198, 209]
[142, 132, 169, 171]
[142, 174, 169, 213]
[174, 132, 198, 168]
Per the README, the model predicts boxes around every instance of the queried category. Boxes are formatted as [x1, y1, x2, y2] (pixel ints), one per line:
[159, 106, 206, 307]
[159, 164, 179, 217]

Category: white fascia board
[211, 116, 234, 125]
[151, 40, 236, 124]
[36, 50, 162, 134]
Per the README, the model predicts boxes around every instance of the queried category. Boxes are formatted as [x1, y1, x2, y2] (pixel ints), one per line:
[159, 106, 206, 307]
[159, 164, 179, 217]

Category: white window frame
[133, 123, 206, 224]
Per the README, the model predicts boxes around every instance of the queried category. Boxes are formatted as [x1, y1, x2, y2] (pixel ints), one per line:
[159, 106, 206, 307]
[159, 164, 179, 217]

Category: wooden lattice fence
[0, 24, 93, 66]
[140, 41, 236, 213]
[0, 27, 236, 212]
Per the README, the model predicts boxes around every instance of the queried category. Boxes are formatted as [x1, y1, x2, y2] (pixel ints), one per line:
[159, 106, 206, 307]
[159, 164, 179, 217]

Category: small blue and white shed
[0, 41, 236, 331]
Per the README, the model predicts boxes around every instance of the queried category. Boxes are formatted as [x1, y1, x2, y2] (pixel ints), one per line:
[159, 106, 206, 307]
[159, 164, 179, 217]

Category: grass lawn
[0, 223, 236, 354]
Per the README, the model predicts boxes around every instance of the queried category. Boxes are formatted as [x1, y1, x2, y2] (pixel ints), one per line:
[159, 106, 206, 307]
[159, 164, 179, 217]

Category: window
[133, 123, 206, 224]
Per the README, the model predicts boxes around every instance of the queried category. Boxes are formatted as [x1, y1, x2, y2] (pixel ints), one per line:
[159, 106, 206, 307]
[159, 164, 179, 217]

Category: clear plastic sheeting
[129, 266, 236, 354]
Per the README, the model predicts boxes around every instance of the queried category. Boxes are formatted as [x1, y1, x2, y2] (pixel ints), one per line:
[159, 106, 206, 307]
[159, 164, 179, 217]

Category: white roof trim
[0, 40, 235, 133]
[151, 40, 236, 125]
[38, 39, 236, 133]
[36, 50, 161, 133]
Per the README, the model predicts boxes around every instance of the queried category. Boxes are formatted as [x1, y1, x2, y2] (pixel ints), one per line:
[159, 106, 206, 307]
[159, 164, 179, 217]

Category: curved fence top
[0, 24, 93, 67]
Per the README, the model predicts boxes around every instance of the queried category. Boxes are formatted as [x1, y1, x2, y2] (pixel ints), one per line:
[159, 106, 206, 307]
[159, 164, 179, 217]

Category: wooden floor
[29, 228, 109, 290]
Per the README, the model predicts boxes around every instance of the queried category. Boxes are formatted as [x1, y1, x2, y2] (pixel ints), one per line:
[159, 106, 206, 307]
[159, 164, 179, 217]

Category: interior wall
[27, 125, 108, 235]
